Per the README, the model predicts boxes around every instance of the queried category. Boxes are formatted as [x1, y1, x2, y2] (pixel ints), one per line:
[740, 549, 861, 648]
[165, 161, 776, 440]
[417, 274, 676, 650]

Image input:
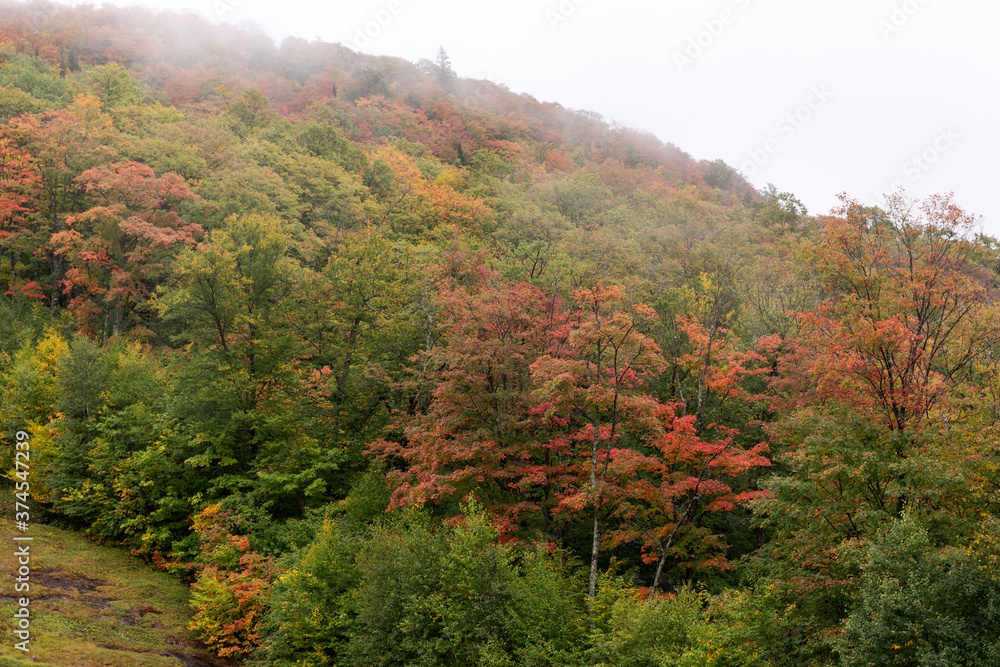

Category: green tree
[47, 337, 181, 551]
[157, 213, 296, 419]
[258, 518, 359, 666]
[0, 53, 79, 105]
[346, 503, 516, 666]
[155, 213, 300, 486]
[85, 62, 142, 113]
[216, 86, 277, 140]
[157, 213, 348, 519]
[346, 68, 390, 102]
[840, 515, 1000, 666]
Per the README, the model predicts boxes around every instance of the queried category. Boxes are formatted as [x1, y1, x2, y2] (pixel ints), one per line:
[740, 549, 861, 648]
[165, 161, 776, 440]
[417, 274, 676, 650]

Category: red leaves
[0, 137, 37, 222]
[369, 273, 571, 520]
[0, 136, 43, 294]
[372, 272, 770, 574]
[776, 192, 997, 432]
[603, 405, 770, 574]
[543, 149, 575, 173]
[4, 280, 45, 300]
[189, 505, 278, 660]
[56, 160, 200, 339]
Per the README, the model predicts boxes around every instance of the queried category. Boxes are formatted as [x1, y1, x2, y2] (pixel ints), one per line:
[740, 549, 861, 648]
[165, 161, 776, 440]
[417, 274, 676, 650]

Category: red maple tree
[51, 161, 200, 340]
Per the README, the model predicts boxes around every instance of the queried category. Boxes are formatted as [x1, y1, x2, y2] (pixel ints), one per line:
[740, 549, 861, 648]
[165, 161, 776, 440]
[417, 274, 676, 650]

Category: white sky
[45, 0, 1000, 236]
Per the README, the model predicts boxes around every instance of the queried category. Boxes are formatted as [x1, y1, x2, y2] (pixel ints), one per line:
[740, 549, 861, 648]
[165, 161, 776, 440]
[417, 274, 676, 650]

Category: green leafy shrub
[345, 501, 516, 666]
[839, 514, 1000, 667]
[588, 578, 778, 667]
[258, 518, 359, 666]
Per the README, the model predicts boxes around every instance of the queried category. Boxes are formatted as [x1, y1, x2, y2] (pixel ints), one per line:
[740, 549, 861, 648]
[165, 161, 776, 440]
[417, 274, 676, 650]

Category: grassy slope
[0, 491, 231, 667]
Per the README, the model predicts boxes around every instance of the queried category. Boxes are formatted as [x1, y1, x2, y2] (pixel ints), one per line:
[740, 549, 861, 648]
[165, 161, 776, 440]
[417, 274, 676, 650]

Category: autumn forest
[1, 3, 999, 665]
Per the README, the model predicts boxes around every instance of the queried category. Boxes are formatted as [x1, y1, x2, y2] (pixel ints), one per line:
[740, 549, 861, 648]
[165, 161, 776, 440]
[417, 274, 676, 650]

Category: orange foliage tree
[51, 161, 200, 340]
[0, 136, 42, 297]
[776, 192, 999, 432]
[756, 192, 1000, 647]
[373, 275, 770, 599]
[5, 95, 118, 313]
[368, 144, 495, 238]
[189, 504, 278, 660]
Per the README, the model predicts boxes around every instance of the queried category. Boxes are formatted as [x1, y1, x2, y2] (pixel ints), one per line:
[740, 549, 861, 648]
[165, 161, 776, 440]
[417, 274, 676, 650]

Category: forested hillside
[2, 3, 1000, 665]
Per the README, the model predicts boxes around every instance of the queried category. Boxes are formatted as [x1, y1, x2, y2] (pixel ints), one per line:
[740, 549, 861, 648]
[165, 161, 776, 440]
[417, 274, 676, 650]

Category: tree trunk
[651, 525, 681, 593]
[102, 300, 113, 344]
[589, 503, 601, 602]
[112, 295, 124, 338]
[49, 253, 63, 316]
[588, 408, 602, 609]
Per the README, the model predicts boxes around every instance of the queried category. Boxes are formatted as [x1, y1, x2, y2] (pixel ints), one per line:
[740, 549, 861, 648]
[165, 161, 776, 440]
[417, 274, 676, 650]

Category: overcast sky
[45, 0, 1000, 236]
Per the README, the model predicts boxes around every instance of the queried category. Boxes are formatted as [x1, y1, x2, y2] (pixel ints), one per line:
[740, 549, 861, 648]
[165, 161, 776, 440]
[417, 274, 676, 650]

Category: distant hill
[0, 0, 753, 197]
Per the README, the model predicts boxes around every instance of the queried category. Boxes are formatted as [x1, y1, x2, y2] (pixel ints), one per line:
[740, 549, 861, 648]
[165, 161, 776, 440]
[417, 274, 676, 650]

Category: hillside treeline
[2, 3, 1000, 665]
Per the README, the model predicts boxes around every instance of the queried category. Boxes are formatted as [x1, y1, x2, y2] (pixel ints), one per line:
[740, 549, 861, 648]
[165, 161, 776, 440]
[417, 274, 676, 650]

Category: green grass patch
[0, 490, 230, 666]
